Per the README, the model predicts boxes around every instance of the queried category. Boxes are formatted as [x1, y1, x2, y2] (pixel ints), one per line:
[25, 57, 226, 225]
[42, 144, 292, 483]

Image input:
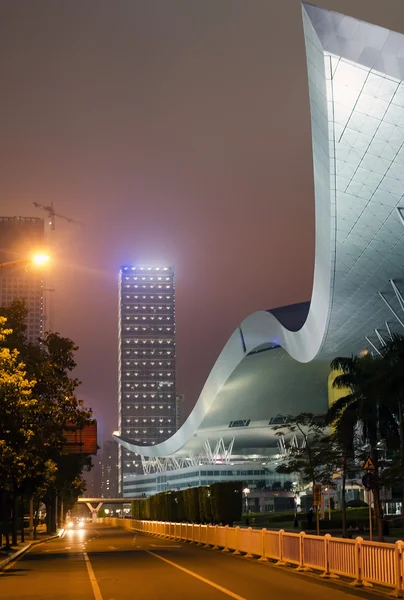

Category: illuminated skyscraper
[0, 216, 45, 342]
[118, 265, 176, 493]
[100, 440, 118, 497]
[175, 393, 185, 431]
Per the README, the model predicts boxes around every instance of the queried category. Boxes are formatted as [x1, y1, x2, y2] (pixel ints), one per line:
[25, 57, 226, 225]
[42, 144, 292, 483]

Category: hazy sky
[1, 0, 404, 442]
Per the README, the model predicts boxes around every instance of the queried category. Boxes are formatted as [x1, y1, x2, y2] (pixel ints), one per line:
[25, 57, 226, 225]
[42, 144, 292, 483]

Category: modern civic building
[115, 3, 404, 497]
[118, 265, 176, 493]
[0, 216, 45, 342]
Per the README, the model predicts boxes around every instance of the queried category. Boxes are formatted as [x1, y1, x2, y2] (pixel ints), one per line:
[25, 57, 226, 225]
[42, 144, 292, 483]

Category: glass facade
[0, 216, 45, 342]
[118, 265, 176, 492]
[123, 463, 291, 497]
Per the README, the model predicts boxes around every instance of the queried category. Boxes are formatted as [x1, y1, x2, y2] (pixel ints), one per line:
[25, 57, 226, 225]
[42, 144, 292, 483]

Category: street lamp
[32, 253, 50, 266]
[243, 487, 250, 514]
[0, 253, 50, 270]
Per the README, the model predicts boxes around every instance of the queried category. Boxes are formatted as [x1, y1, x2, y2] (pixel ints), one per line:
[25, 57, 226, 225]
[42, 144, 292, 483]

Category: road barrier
[99, 518, 404, 594]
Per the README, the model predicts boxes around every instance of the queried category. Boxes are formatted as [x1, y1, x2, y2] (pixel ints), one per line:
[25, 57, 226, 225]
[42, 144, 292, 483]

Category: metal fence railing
[99, 518, 404, 593]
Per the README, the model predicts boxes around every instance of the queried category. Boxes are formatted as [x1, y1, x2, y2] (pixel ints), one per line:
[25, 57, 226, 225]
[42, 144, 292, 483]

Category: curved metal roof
[115, 2, 404, 459]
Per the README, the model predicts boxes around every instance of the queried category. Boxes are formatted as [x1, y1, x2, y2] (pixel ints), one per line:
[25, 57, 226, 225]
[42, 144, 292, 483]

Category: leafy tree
[274, 413, 333, 486]
[274, 413, 334, 534]
[282, 481, 294, 492]
[0, 317, 38, 547]
[0, 301, 95, 539]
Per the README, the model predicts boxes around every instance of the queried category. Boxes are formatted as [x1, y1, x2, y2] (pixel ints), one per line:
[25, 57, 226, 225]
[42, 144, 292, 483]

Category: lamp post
[243, 487, 250, 514]
[0, 253, 50, 270]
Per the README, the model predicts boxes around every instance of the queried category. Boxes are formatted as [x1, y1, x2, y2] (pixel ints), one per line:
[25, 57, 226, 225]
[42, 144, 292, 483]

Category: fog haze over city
[1, 0, 404, 440]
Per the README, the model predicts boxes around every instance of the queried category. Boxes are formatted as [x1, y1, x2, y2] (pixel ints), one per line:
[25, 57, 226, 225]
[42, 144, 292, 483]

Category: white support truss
[140, 438, 235, 474]
[365, 336, 382, 356]
[397, 206, 404, 227]
[199, 438, 235, 465]
[277, 434, 300, 456]
[374, 329, 387, 347]
[379, 292, 404, 329]
[390, 279, 404, 313]
[385, 321, 394, 341]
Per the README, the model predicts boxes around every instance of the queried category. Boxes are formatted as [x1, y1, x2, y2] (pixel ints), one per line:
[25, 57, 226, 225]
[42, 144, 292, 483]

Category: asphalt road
[0, 523, 383, 600]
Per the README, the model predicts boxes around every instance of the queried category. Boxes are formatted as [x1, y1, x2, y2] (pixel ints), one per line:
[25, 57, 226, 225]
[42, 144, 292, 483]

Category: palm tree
[327, 409, 356, 538]
[380, 334, 404, 507]
[328, 354, 396, 541]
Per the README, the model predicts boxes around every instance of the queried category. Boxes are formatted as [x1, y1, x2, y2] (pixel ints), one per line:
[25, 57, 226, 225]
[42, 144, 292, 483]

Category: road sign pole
[328, 488, 331, 520]
[313, 484, 322, 535]
[368, 489, 373, 542]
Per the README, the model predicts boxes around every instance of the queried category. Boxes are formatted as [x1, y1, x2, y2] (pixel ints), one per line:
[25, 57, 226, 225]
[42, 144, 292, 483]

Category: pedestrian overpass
[77, 497, 140, 522]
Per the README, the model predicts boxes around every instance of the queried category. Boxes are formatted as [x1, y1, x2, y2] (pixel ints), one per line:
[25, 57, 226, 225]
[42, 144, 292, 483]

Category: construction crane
[33, 201, 84, 230]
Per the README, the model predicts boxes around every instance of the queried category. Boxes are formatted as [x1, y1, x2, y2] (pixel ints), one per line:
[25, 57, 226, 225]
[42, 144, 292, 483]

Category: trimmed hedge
[131, 481, 242, 525]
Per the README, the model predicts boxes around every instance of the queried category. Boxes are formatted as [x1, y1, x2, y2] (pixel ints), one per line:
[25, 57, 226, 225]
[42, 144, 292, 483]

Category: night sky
[1, 0, 404, 442]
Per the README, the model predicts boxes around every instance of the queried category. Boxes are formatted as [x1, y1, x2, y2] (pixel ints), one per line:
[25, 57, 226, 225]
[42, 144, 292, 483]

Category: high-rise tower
[118, 265, 176, 493]
[0, 216, 45, 342]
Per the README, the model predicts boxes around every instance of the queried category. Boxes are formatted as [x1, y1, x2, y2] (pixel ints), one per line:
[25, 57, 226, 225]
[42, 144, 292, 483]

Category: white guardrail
[99, 518, 404, 594]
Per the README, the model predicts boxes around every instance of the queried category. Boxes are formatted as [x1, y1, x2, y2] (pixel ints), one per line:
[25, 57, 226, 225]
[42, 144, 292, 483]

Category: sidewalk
[0, 525, 61, 570]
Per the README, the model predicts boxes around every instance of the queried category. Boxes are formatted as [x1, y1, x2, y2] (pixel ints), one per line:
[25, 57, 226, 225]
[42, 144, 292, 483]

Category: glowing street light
[32, 253, 50, 266]
[0, 253, 50, 270]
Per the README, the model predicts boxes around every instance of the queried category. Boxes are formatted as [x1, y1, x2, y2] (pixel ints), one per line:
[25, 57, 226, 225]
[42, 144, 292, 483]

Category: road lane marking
[147, 551, 247, 600]
[83, 552, 103, 600]
[150, 544, 182, 548]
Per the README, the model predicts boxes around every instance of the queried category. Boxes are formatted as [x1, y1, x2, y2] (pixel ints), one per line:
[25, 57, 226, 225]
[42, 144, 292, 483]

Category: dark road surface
[0, 523, 380, 599]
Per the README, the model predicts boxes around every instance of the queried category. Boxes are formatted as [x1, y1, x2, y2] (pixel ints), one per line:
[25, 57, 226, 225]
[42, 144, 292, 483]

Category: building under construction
[0, 216, 45, 342]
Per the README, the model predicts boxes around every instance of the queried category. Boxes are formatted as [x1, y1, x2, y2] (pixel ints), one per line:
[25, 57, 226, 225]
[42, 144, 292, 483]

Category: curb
[0, 531, 61, 571]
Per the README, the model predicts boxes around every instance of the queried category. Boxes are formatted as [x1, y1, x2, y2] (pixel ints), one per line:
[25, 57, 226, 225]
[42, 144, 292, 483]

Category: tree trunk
[3, 495, 11, 550]
[11, 491, 17, 546]
[60, 497, 64, 526]
[373, 484, 384, 541]
[341, 454, 347, 537]
[33, 499, 40, 539]
[29, 497, 34, 540]
[46, 496, 57, 534]
[371, 449, 384, 541]
[20, 493, 24, 543]
[0, 489, 3, 548]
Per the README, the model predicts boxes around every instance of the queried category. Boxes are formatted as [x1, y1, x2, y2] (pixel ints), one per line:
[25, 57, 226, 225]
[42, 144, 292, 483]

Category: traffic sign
[362, 457, 376, 472]
[313, 484, 322, 506]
